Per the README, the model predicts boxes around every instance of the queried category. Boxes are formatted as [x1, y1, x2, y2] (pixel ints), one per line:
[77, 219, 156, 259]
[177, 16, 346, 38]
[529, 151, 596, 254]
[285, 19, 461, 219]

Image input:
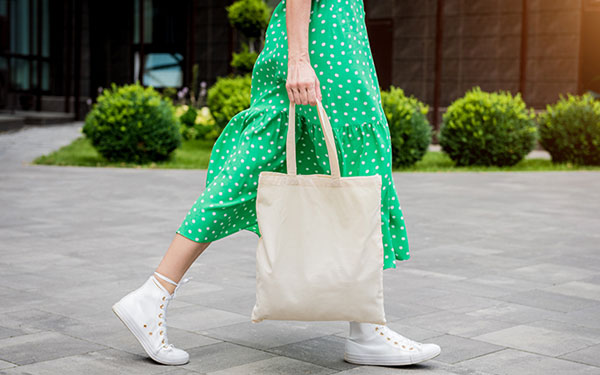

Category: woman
[112, 0, 441, 366]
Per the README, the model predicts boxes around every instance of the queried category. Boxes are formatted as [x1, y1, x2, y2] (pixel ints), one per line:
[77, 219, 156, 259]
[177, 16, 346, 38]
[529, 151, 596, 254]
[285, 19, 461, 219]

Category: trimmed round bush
[226, 0, 271, 39]
[207, 74, 252, 129]
[381, 86, 432, 167]
[538, 93, 600, 165]
[439, 87, 537, 167]
[231, 45, 259, 74]
[83, 82, 181, 163]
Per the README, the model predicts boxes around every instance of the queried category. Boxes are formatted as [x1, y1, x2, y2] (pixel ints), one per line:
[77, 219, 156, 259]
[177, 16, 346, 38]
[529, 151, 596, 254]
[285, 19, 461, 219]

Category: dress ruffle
[177, 101, 410, 270]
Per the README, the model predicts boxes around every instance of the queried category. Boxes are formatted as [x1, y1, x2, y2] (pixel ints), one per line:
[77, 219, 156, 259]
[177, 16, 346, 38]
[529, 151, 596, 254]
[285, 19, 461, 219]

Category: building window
[132, 0, 186, 88]
[134, 52, 183, 87]
[0, 0, 50, 93]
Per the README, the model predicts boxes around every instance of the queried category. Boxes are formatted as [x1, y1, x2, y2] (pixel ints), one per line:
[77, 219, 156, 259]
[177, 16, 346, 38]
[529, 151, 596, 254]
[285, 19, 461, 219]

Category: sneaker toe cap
[422, 343, 441, 356]
[158, 347, 189, 365]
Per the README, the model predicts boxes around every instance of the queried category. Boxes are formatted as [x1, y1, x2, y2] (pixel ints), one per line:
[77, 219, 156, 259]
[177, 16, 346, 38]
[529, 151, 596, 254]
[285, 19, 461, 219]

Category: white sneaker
[112, 272, 192, 365]
[344, 321, 441, 366]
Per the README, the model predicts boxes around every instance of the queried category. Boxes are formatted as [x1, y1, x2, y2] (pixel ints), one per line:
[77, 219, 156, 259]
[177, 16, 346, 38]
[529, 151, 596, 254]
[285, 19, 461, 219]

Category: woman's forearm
[286, 0, 312, 63]
[285, 0, 321, 105]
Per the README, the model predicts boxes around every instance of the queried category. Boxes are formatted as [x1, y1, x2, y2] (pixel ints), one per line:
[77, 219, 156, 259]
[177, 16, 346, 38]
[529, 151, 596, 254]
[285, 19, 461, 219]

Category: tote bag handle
[286, 99, 341, 178]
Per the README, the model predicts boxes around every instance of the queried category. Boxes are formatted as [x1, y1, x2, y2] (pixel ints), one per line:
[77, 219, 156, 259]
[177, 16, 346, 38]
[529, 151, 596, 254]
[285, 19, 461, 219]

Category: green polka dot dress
[176, 0, 410, 269]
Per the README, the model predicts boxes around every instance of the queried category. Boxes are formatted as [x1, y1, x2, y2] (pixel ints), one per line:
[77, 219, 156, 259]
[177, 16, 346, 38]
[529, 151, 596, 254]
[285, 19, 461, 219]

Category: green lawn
[32, 136, 600, 172]
[33, 136, 215, 169]
[396, 150, 600, 172]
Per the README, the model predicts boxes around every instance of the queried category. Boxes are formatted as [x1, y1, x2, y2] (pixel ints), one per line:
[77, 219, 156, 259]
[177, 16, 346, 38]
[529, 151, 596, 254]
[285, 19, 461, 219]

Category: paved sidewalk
[1, 123, 599, 374]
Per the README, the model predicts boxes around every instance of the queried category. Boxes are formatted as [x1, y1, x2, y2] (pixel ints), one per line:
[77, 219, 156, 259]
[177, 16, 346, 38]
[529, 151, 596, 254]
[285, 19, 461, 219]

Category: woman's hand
[286, 56, 322, 106]
[285, 0, 322, 106]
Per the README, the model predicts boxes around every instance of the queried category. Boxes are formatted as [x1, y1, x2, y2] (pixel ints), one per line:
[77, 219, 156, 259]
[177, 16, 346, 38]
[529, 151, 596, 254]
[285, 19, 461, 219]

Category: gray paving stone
[181, 341, 275, 373]
[402, 259, 488, 280]
[465, 302, 564, 324]
[381, 300, 442, 321]
[502, 263, 599, 284]
[526, 319, 600, 343]
[200, 320, 348, 350]
[171, 280, 225, 296]
[402, 291, 505, 314]
[549, 305, 600, 330]
[497, 289, 600, 313]
[464, 274, 555, 293]
[0, 360, 16, 370]
[397, 310, 514, 338]
[0, 331, 106, 365]
[542, 280, 600, 301]
[177, 285, 258, 316]
[60, 310, 221, 356]
[583, 274, 600, 285]
[382, 284, 453, 308]
[457, 348, 600, 375]
[332, 361, 493, 375]
[2, 125, 600, 373]
[268, 334, 357, 371]
[0, 309, 83, 335]
[379, 320, 445, 341]
[167, 305, 250, 332]
[472, 324, 599, 357]
[205, 356, 336, 375]
[421, 334, 504, 364]
[430, 274, 550, 298]
[542, 253, 600, 273]
[392, 265, 468, 284]
[559, 343, 600, 367]
[0, 348, 191, 375]
[0, 326, 27, 341]
[0, 122, 83, 164]
[155, 369, 199, 375]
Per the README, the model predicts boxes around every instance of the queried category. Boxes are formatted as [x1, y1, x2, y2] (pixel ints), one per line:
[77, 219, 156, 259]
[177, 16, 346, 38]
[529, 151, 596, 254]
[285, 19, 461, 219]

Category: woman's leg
[112, 234, 213, 365]
[154, 233, 212, 294]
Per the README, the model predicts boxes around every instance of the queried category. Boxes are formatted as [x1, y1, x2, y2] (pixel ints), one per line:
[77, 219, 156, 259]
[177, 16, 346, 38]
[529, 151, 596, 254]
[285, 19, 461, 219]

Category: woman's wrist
[288, 50, 310, 64]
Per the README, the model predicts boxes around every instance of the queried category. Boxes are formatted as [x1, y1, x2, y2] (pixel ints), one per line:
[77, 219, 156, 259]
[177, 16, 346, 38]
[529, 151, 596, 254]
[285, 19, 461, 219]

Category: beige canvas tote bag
[250, 98, 386, 324]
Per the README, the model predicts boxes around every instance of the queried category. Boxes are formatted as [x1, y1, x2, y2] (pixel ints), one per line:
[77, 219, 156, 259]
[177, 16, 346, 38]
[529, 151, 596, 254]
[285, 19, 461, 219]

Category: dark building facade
[365, 0, 600, 125]
[0, 0, 240, 118]
[1, 0, 599, 125]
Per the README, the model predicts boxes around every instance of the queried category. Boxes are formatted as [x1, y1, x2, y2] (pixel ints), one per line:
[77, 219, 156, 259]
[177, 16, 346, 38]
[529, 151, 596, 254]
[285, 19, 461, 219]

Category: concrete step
[0, 114, 26, 132]
[0, 110, 76, 132]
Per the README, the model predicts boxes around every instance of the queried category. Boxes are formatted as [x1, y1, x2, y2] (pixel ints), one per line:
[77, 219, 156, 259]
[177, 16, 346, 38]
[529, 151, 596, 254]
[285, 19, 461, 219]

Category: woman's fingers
[286, 61, 321, 106]
[289, 84, 319, 106]
[289, 82, 309, 105]
[288, 83, 320, 106]
[295, 87, 304, 105]
[286, 83, 298, 105]
[286, 79, 302, 105]
[307, 82, 318, 106]
[299, 82, 310, 105]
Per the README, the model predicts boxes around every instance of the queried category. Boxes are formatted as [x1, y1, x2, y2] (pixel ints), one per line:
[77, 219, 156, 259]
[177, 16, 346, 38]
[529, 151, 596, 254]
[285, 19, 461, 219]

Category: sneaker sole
[343, 346, 441, 366]
[111, 302, 188, 366]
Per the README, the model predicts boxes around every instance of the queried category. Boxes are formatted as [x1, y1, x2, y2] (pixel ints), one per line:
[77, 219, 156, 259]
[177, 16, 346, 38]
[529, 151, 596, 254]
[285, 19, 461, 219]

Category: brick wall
[366, 0, 582, 109]
[525, 0, 581, 107]
[195, 0, 234, 87]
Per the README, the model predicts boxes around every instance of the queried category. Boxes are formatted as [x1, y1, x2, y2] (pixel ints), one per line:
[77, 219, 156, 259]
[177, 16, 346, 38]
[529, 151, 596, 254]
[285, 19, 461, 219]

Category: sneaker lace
[154, 272, 192, 350]
[380, 325, 423, 348]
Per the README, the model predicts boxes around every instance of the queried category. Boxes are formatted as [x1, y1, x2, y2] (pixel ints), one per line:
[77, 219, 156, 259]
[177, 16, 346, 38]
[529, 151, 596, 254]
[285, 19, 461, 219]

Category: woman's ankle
[155, 277, 176, 294]
[153, 271, 179, 294]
